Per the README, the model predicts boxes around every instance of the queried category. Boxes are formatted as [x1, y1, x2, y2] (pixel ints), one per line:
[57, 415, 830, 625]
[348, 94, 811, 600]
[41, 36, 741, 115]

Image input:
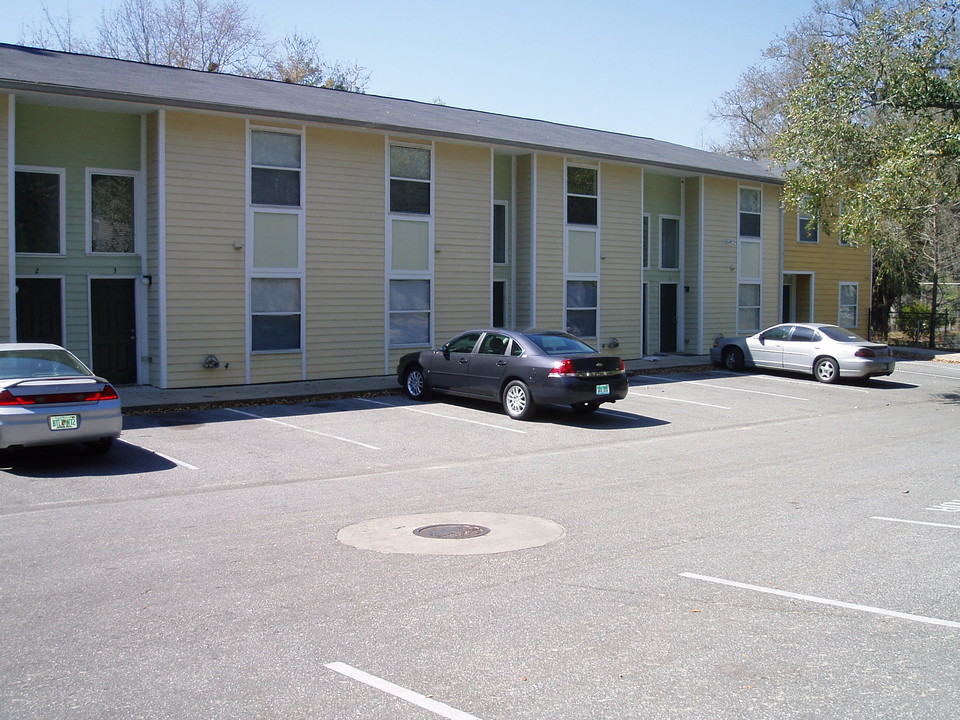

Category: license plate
[49, 414, 79, 431]
[596, 384, 610, 395]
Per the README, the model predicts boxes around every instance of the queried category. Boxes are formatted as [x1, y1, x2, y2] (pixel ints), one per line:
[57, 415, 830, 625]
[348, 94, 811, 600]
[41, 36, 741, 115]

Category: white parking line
[896, 369, 960, 380]
[629, 391, 731, 410]
[359, 399, 527, 434]
[690, 382, 809, 401]
[872, 516, 960, 530]
[325, 662, 483, 720]
[681, 573, 960, 628]
[123, 441, 199, 470]
[224, 408, 381, 450]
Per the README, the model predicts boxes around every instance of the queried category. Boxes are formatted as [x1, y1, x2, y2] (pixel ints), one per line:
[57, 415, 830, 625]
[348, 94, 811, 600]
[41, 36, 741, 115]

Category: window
[762, 325, 791, 341]
[492, 280, 506, 328]
[738, 283, 761, 334]
[642, 215, 650, 269]
[798, 212, 818, 243]
[390, 145, 431, 214]
[15, 169, 63, 254]
[739, 187, 761, 238]
[446, 331, 481, 354]
[567, 280, 598, 337]
[660, 217, 680, 270]
[389, 279, 430, 345]
[479, 333, 510, 355]
[566, 166, 597, 225]
[790, 326, 816, 342]
[493, 203, 507, 264]
[90, 173, 135, 253]
[251, 130, 301, 206]
[251, 278, 301, 351]
[839, 283, 858, 328]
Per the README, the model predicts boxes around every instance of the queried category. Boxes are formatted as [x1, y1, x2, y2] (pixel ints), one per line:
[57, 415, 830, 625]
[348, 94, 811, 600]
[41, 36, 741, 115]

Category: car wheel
[723, 347, 745, 371]
[502, 380, 537, 420]
[404, 365, 430, 400]
[814, 356, 839, 384]
[85, 438, 114, 455]
[571, 401, 600, 415]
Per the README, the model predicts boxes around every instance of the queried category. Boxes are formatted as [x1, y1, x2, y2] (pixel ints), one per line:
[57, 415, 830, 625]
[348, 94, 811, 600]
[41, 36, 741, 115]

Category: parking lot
[1, 359, 958, 719]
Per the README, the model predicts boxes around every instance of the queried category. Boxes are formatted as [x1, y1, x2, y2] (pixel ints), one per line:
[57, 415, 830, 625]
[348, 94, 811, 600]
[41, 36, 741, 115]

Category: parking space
[1, 359, 958, 718]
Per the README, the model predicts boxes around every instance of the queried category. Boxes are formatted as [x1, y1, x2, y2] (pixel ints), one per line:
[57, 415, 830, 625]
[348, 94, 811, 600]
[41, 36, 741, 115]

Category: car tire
[571, 401, 600, 415]
[85, 438, 114, 455]
[723, 347, 745, 371]
[404, 365, 430, 400]
[502, 380, 537, 420]
[814, 356, 840, 384]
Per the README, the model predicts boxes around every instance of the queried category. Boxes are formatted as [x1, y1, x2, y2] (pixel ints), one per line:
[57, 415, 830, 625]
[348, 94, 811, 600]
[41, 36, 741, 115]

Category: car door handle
[497, 360, 508, 366]
[459, 358, 469, 364]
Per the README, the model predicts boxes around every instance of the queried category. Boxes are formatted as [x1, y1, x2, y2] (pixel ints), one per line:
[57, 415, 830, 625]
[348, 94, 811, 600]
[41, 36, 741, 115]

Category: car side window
[510, 340, 523, 357]
[762, 326, 791, 341]
[789, 326, 816, 342]
[446, 333, 481, 353]
[478, 333, 510, 355]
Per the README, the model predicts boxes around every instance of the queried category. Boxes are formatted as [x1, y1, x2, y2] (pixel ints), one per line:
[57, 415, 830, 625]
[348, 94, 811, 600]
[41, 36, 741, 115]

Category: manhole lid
[413, 523, 491, 540]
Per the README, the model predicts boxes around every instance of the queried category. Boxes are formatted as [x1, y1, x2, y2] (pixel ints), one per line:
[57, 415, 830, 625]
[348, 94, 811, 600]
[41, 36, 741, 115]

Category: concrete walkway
[118, 354, 714, 413]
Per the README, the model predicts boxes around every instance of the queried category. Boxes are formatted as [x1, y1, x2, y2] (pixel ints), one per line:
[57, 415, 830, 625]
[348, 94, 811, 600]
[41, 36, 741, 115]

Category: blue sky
[4, 0, 815, 149]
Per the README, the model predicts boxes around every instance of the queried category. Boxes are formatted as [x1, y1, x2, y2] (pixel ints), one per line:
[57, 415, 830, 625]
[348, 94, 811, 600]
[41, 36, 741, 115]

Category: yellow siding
[250, 352, 302, 383]
[433, 142, 491, 341]
[305, 127, 386, 377]
[0, 95, 9, 341]
[700, 177, 739, 343]
[783, 207, 872, 334]
[683, 176, 703, 352]
[599, 162, 643, 359]
[164, 111, 247, 387]
[535, 155, 564, 328]
[515, 155, 533, 328]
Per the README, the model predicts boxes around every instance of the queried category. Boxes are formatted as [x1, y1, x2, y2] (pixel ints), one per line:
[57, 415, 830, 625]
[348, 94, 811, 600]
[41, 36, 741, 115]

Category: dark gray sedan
[710, 323, 896, 383]
[397, 329, 628, 419]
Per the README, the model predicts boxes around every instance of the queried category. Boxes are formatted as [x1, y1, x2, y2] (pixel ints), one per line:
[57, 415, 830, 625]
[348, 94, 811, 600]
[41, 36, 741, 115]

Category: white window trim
[85, 167, 143, 256]
[246, 124, 306, 361]
[14, 165, 66, 256]
[385, 140, 435, 351]
[839, 281, 859, 328]
[658, 214, 681, 271]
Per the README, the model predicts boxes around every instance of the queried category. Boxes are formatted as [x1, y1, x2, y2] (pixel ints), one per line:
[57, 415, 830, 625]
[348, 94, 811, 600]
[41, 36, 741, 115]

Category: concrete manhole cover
[336, 512, 565, 555]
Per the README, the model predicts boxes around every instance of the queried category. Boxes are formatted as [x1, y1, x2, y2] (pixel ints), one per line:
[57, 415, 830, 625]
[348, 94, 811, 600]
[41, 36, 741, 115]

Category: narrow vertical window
[493, 203, 507, 264]
[642, 215, 650, 269]
[839, 283, 858, 328]
[390, 145, 431, 214]
[566, 166, 598, 225]
[251, 130, 301, 206]
[91, 173, 135, 253]
[565, 164, 600, 336]
[739, 187, 761, 238]
[660, 217, 680, 270]
[798, 212, 818, 243]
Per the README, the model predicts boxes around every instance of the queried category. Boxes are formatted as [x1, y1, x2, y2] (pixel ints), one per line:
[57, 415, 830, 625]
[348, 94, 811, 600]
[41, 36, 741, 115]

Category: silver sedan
[710, 323, 896, 383]
[0, 343, 122, 454]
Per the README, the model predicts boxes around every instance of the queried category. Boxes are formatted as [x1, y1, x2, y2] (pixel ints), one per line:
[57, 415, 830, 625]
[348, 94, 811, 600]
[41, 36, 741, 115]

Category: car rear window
[0, 350, 93, 379]
[819, 327, 868, 343]
[525, 333, 597, 355]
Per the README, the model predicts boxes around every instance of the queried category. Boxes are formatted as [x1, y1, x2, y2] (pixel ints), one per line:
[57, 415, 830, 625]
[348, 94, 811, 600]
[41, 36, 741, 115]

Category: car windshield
[525, 333, 597, 355]
[0, 349, 93, 380]
[819, 327, 869, 343]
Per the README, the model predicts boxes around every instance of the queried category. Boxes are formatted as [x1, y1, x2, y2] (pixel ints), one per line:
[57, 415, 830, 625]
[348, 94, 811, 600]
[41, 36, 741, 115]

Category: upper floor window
[15, 169, 64, 254]
[739, 187, 761, 238]
[390, 145, 431, 214]
[251, 130, 301, 206]
[660, 217, 680, 270]
[566, 166, 598, 226]
[90, 173, 135, 253]
[798, 211, 818, 243]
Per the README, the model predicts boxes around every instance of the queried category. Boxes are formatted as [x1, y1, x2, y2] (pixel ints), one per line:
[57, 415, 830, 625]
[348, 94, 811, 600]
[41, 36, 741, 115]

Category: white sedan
[0, 343, 122, 454]
[710, 323, 896, 383]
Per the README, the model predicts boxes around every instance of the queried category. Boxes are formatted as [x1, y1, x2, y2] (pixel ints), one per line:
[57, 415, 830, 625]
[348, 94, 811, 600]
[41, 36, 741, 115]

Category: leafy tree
[20, 0, 369, 91]
[771, 1, 960, 345]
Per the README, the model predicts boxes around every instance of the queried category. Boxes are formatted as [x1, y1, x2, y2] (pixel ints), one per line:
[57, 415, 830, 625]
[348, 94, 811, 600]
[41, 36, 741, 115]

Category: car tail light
[86, 385, 119, 402]
[0, 390, 35, 406]
[618, 358, 626, 372]
[549, 359, 576, 377]
[855, 348, 876, 358]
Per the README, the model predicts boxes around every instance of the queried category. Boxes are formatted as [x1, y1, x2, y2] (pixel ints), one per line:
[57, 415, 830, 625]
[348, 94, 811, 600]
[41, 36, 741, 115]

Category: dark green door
[16, 277, 63, 345]
[91, 279, 137, 383]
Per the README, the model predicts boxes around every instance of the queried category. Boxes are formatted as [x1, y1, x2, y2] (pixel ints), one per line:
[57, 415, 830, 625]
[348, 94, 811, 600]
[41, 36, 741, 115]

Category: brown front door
[91, 279, 137, 383]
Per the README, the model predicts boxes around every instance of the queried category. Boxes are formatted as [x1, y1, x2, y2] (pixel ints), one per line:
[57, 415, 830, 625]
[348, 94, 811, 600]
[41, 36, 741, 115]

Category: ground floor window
[251, 277, 302, 351]
[389, 279, 431, 345]
[839, 282, 858, 328]
[566, 280, 598, 337]
[738, 283, 761, 334]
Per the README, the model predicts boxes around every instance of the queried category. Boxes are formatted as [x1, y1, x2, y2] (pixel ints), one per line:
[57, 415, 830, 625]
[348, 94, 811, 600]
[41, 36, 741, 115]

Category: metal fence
[871, 309, 960, 350]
